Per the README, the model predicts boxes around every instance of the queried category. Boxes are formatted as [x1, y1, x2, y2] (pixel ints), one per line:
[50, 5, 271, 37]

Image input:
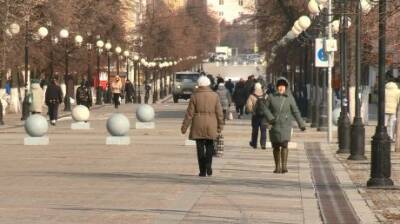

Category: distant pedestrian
[233, 79, 246, 119]
[216, 82, 232, 121]
[111, 75, 123, 109]
[45, 78, 63, 126]
[181, 76, 224, 177]
[124, 79, 134, 103]
[244, 75, 256, 99]
[225, 79, 234, 96]
[144, 82, 151, 104]
[76, 79, 93, 109]
[246, 83, 268, 149]
[263, 77, 306, 174]
[385, 80, 400, 141]
[29, 80, 44, 114]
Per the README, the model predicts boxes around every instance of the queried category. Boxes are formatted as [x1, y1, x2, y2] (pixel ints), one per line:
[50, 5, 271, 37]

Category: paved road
[0, 100, 377, 223]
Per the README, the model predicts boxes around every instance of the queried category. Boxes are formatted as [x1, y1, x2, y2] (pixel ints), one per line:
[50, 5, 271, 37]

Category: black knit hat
[276, 77, 289, 87]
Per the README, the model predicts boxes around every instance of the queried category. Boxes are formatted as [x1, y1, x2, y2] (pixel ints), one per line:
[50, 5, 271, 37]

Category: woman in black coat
[45, 78, 63, 126]
[233, 79, 247, 119]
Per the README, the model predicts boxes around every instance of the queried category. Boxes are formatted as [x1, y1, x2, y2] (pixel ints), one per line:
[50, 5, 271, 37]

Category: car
[172, 71, 201, 103]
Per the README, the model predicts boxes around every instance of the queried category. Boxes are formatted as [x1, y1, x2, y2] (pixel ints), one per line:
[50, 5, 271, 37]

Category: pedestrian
[263, 77, 306, 173]
[144, 82, 151, 104]
[29, 79, 44, 114]
[181, 76, 224, 177]
[45, 78, 63, 126]
[76, 79, 93, 109]
[385, 80, 400, 142]
[124, 79, 134, 103]
[233, 78, 246, 119]
[225, 79, 235, 96]
[244, 75, 256, 99]
[246, 83, 268, 149]
[216, 82, 232, 121]
[111, 75, 123, 109]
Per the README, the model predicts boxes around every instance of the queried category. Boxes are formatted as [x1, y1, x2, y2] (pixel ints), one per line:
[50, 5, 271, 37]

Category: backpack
[254, 95, 267, 116]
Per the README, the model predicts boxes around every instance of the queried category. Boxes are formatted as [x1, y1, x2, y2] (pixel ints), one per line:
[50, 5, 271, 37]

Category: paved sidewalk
[0, 102, 322, 223]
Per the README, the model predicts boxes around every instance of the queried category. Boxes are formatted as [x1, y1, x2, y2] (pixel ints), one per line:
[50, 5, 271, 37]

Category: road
[0, 99, 378, 223]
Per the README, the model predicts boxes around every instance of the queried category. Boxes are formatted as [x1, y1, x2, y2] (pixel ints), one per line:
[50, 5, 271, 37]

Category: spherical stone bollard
[24, 114, 48, 137]
[72, 105, 90, 122]
[136, 104, 155, 122]
[333, 107, 341, 126]
[106, 113, 130, 136]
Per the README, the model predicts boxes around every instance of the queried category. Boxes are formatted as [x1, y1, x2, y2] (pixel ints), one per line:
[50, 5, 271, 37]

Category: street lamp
[367, 0, 394, 187]
[104, 41, 112, 103]
[95, 38, 104, 105]
[133, 54, 140, 103]
[59, 28, 73, 111]
[11, 19, 49, 120]
[349, 0, 371, 160]
[115, 46, 122, 77]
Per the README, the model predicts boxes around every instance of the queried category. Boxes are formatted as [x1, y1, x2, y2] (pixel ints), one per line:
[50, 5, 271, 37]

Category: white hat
[197, 76, 211, 87]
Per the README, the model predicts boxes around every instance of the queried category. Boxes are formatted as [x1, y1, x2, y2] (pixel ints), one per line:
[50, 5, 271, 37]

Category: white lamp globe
[123, 50, 130, 57]
[308, 0, 320, 14]
[105, 42, 112, 50]
[38, 27, 49, 39]
[60, 29, 69, 39]
[9, 23, 20, 35]
[291, 26, 302, 36]
[332, 20, 340, 33]
[299, 16, 311, 30]
[133, 54, 140, 61]
[286, 31, 296, 40]
[96, 40, 104, 48]
[140, 58, 146, 64]
[294, 20, 303, 32]
[316, 0, 328, 4]
[361, 0, 372, 14]
[115, 46, 122, 54]
[75, 35, 83, 44]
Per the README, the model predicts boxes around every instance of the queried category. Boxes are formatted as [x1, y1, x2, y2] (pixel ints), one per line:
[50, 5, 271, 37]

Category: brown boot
[273, 148, 282, 173]
[281, 148, 288, 173]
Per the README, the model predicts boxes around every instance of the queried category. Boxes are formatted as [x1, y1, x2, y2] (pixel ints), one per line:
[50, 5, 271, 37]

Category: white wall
[208, 0, 254, 23]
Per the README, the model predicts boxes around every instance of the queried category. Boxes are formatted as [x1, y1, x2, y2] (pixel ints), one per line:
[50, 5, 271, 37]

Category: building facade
[207, 0, 255, 24]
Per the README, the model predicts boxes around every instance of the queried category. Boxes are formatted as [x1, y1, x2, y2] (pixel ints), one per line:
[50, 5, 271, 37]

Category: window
[219, 0, 224, 5]
[219, 11, 224, 16]
[239, 0, 243, 6]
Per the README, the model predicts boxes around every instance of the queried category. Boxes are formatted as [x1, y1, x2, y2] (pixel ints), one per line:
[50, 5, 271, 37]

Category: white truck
[215, 46, 232, 62]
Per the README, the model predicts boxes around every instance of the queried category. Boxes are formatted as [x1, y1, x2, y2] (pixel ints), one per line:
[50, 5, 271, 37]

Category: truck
[215, 46, 232, 62]
[172, 71, 201, 103]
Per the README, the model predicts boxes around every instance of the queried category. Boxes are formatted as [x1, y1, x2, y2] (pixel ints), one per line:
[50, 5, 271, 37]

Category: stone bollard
[71, 105, 90, 130]
[135, 104, 155, 129]
[24, 114, 49, 145]
[106, 113, 130, 145]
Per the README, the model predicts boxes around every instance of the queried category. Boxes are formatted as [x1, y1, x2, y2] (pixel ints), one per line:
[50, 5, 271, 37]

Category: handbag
[214, 133, 224, 157]
[228, 111, 233, 120]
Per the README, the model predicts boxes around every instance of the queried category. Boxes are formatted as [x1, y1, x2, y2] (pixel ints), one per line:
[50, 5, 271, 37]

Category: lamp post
[349, 0, 368, 160]
[105, 41, 112, 103]
[115, 46, 122, 77]
[59, 29, 71, 111]
[367, 0, 394, 187]
[86, 32, 93, 86]
[152, 62, 158, 104]
[133, 54, 140, 103]
[21, 19, 30, 120]
[95, 38, 104, 105]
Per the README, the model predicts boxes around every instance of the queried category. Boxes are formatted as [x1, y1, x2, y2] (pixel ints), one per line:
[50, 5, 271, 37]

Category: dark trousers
[251, 115, 267, 147]
[236, 105, 244, 116]
[196, 139, 214, 174]
[48, 104, 59, 121]
[113, 93, 120, 108]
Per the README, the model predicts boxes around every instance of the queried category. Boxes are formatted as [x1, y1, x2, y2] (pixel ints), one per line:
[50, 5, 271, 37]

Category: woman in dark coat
[233, 79, 247, 119]
[45, 78, 63, 126]
[263, 77, 306, 173]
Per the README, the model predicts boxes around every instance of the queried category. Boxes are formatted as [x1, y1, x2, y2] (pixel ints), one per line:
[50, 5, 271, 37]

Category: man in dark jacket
[124, 79, 134, 103]
[263, 77, 306, 174]
[76, 80, 93, 109]
[244, 75, 256, 99]
[45, 78, 63, 126]
[233, 79, 247, 119]
[225, 79, 235, 96]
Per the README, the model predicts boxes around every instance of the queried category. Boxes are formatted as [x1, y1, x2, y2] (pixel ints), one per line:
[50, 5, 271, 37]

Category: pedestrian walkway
[0, 102, 380, 223]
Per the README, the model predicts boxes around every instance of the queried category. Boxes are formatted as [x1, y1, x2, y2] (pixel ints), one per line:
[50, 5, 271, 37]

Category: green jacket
[263, 91, 305, 143]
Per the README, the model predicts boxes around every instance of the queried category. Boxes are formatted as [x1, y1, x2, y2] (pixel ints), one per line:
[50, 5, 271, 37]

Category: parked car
[173, 71, 201, 103]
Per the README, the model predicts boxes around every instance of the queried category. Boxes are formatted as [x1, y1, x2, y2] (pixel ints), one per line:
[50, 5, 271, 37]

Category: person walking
[263, 77, 306, 173]
[45, 78, 63, 126]
[111, 75, 123, 109]
[246, 83, 268, 149]
[385, 80, 400, 142]
[216, 82, 231, 121]
[29, 80, 44, 114]
[233, 79, 247, 119]
[181, 76, 224, 177]
[124, 79, 134, 103]
[225, 79, 235, 96]
[76, 79, 93, 109]
[144, 82, 151, 104]
[244, 75, 256, 99]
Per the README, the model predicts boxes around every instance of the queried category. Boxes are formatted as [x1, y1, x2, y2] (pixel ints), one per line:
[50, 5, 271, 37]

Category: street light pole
[63, 39, 71, 111]
[337, 2, 351, 154]
[367, 0, 394, 187]
[349, 0, 366, 160]
[95, 38, 104, 105]
[21, 19, 30, 121]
